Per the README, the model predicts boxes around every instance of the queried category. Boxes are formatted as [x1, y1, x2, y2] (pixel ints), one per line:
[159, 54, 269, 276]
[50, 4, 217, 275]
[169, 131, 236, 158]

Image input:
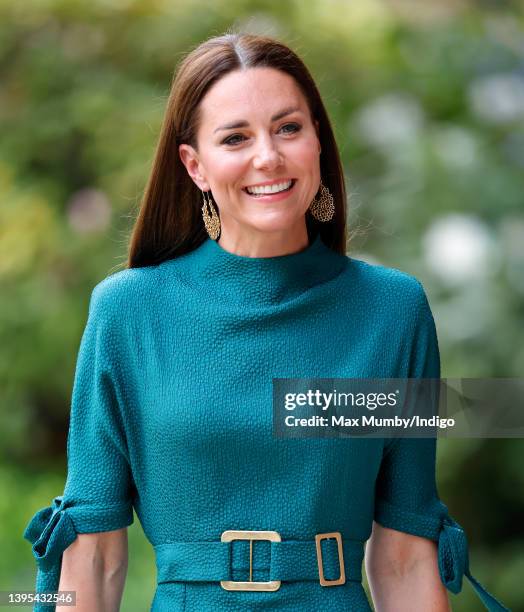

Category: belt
[154, 530, 363, 592]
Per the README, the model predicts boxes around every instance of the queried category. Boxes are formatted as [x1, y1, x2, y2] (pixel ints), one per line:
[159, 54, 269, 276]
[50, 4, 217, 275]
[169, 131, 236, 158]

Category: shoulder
[346, 255, 429, 311]
[343, 256, 436, 337]
[88, 264, 160, 320]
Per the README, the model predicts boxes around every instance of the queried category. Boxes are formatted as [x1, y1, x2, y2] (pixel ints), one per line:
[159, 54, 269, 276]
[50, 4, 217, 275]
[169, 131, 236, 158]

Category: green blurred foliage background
[1, 0, 523, 610]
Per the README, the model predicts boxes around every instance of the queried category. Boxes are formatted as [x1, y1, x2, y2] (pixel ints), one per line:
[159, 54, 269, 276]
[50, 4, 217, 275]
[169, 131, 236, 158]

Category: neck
[216, 222, 310, 259]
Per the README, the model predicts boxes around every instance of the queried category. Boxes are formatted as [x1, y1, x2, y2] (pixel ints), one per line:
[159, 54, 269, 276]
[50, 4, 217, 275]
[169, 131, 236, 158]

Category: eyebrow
[213, 106, 302, 133]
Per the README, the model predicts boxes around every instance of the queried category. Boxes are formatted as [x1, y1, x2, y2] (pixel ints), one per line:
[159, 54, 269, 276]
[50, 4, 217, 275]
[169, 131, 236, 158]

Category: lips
[242, 179, 297, 196]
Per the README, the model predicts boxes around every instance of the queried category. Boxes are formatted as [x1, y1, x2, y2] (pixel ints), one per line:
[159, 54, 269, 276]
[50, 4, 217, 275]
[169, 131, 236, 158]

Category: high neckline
[173, 233, 348, 308]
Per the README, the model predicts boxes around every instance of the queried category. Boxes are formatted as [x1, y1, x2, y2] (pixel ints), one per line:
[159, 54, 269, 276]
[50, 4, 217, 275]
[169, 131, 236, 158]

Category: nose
[252, 136, 283, 171]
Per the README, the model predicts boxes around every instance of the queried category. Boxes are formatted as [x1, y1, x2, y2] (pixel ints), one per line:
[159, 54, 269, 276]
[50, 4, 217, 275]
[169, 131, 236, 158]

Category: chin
[245, 214, 301, 234]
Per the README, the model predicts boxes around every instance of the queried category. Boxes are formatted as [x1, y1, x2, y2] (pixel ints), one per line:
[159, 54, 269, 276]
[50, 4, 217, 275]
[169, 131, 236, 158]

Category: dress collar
[174, 233, 348, 308]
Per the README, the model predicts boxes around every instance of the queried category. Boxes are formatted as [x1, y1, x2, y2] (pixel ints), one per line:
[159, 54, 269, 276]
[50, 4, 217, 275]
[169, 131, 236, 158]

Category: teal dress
[23, 234, 509, 611]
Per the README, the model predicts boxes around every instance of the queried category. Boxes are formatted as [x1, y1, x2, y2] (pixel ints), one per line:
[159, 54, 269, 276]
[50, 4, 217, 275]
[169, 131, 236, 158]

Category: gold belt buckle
[220, 530, 281, 591]
[315, 532, 346, 586]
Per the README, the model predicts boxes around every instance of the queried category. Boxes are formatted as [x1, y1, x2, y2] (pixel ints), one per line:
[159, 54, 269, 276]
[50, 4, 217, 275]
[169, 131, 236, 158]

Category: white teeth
[245, 180, 293, 195]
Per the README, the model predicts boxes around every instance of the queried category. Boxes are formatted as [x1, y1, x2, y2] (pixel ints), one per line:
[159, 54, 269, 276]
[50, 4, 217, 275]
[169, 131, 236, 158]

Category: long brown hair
[127, 31, 348, 269]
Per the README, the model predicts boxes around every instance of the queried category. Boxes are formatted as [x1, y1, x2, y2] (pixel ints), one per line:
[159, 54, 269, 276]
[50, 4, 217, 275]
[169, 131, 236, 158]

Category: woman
[23, 32, 509, 612]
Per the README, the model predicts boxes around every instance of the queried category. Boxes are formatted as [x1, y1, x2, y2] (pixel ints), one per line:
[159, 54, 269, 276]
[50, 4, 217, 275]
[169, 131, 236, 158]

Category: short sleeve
[373, 281, 509, 612]
[23, 281, 135, 612]
[374, 281, 444, 538]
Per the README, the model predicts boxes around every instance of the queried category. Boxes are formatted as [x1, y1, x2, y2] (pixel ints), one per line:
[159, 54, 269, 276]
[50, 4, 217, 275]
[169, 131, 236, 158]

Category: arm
[57, 528, 128, 612]
[23, 280, 135, 612]
[366, 521, 451, 612]
[370, 281, 509, 612]
[371, 282, 450, 610]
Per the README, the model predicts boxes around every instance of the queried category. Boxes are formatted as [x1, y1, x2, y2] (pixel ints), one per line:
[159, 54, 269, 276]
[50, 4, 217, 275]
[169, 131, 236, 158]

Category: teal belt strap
[438, 515, 510, 612]
[154, 537, 364, 584]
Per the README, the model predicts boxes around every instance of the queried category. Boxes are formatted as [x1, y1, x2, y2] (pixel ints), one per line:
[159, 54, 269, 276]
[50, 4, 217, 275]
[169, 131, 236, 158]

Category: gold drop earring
[309, 180, 335, 222]
[201, 189, 221, 240]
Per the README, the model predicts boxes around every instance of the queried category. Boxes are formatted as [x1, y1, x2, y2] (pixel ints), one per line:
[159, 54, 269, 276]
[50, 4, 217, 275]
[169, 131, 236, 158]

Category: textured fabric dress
[23, 233, 509, 612]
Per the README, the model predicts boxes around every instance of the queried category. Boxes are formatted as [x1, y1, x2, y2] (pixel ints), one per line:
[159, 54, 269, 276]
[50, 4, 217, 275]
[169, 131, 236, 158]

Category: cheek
[286, 137, 320, 169]
[205, 151, 246, 188]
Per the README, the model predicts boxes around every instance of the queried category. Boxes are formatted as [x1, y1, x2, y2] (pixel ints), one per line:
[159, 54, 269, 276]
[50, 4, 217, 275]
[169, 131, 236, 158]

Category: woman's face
[179, 67, 321, 244]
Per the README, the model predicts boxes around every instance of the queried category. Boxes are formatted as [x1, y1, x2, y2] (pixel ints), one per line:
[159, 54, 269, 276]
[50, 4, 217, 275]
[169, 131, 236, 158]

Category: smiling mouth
[242, 179, 297, 197]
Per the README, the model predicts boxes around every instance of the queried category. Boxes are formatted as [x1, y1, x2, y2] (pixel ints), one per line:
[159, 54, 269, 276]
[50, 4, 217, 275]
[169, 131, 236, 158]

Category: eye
[222, 133, 246, 146]
[280, 122, 301, 134]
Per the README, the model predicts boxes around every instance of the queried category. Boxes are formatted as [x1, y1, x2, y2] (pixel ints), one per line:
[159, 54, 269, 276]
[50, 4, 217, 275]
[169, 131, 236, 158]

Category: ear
[178, 144, 210, 191]
[314, 119, 321, 154]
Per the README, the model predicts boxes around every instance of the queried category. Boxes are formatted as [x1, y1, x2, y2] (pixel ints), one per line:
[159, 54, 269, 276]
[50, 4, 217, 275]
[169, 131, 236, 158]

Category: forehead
[198, 67, 310, 128]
